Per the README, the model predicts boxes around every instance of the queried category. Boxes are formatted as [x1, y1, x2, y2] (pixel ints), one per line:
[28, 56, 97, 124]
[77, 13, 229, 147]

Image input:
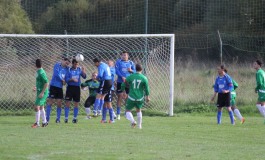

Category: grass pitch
[0, 114, 265, 160]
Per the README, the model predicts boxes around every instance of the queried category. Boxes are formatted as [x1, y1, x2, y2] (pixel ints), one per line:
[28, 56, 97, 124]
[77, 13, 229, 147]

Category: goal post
[0, 34, 175, 116]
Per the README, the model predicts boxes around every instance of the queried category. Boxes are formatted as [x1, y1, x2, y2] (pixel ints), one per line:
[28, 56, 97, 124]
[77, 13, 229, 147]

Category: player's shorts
[98, 79, 112, 95]
[84, 96, 96, 108]
[230, 92, 236, 106]
[258, 90, 265, 102]
[35, 91, 49, 106]
[125, 98, 144, 110]
[104, 90, 113, 102]
[65, 85, 81, 102]
[116, 82, 129, 94]
[48, 85, 63, 99]
[217, 92, 231, 108]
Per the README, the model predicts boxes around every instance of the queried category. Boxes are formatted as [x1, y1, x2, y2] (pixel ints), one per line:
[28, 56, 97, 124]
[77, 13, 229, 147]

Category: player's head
[62, 57, 71, 67]
[136, 63, 142, 72]
[92, 72, 98, 80]
[93, 58, 101, 67]
[36, 59, 42, 68]
[121, 51, 129, 61]
[217, 64, 226, 76]
[108, 59, 114, 67]
[72, 59, 79, 69]
[253, 60, 262, 70]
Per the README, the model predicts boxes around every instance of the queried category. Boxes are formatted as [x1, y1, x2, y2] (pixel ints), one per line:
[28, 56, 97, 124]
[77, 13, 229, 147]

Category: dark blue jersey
[65, 67, 86, 86]
[115, 59, 135, 83]
[97, 62, 112, 81]
[213, 73, 233, 93]
[50, 62, 69, 88]
[110, 66, 115, 90]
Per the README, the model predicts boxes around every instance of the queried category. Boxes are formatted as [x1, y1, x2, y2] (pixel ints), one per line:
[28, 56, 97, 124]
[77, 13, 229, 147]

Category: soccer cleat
[85, 116, 91, 119]
[55, 119, 60, 123]
[93, 113, 98, 117]
[233, 116, 236, 121]
[114, 116, 117, 119]
[117, 114, 121, 120]
[42, 122, 48, 127]
[131, 121, 137, 128]
[64, 119, 68, 123]
[109, 120, 115, 123]
[100, 120, 107, 123]
[138, 125, 142, 129]
[72, 119, 78, 123]
[241, 117, 245, 124]
[97, 111, 102, 116]
[31, 123, 39, 128]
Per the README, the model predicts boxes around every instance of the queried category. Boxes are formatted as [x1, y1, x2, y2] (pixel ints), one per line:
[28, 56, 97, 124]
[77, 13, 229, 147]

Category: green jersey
[255, 68, 265, 93]
[81, 79, 100, 97]
[122, 73, 150, 101]
[231, 79, 238, 94]
[36, 68, 49, 94]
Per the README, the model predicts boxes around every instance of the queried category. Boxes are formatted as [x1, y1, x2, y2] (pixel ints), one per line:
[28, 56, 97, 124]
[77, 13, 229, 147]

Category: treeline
[0, 0, 264, 35]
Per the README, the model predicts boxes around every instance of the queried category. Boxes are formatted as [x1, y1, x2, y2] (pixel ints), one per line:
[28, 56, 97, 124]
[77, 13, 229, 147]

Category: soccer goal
[0, 34, 174, 116]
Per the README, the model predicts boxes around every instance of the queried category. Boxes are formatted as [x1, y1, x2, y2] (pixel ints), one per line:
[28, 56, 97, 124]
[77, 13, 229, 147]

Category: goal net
[0, 34, 174, 116]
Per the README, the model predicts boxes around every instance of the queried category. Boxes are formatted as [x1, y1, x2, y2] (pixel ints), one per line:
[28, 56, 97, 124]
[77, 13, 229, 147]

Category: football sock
[217, 111, 222, 124]
[93, 99, 100, 114]
[98, 99, 104, 113]
[85, 108, 91, 116]
[73, 107, 79, 119]
[35, 110, 40, 125]
[102, 107, 107, 121]
[126, 112, 135, 123]
[261, 105, 265, 118]
[56, 107, 62, 120]
[256, 104, 265, 117]
[137, 111, 142, 128]
[117, 106, 121, 115]
[234, 109, 243, 120]
[229, 110, 235, 124]
[109, 108, 114, 121]
[40, 108, 46, 123]
[64, 106, 70, 120]
[46, 104, 51, 122]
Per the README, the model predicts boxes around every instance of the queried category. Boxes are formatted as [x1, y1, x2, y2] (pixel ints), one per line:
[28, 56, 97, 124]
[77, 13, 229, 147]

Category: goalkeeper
[122, 64, 150, 129]
[81, 72, 100, 119]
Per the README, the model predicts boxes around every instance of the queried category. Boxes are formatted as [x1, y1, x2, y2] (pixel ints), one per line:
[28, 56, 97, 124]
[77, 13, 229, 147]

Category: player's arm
[129, 61, 136, 73]
[144, 77, 150, 102]
[80, 66, 87, 79]
[81, 79, 91, 87]
[97, 66, 104, 81]
[256, 72, 263, 92]
[233, 79, 238, 90]
[115, 60, 123, 78]
[39, 73, 49, 98]
[226, 76, 233, 92]
[211, 78, 218, 101]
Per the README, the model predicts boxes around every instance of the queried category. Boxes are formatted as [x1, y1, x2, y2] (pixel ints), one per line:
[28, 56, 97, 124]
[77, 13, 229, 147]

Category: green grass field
[1, 114, 265, 160]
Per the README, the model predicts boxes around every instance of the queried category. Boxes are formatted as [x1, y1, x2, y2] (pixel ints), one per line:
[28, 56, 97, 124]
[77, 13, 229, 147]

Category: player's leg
[84, 96, 95, 119]
[225, 93, 234, 125]
[55, 87, 64, 123]
[93, 81, 105, 117]
[135, 101, 144, 129]
[39, 92, 48, 126]
[45, 98, 53, 123]
[116, 82, 123, 120]
[72, 86, 81, 123]
[32, 105, 41, 128]
[216, 93, 223, 124]
[232, 103, 245, 124]
[257, 92, 265, 123]
[64, 86, 73, 123]
[125, 99, 136, 128]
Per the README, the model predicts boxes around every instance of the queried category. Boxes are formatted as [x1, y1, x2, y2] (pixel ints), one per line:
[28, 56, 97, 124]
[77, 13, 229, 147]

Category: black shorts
[104, 90, 113, 102]
[48, 85, 63, 99]
[217, 92, 231, 108]
[65, 85, 81, 102]
[84, 96, 96, 108]
[116, 82, 129, 94]
[98, 80, 112, 95]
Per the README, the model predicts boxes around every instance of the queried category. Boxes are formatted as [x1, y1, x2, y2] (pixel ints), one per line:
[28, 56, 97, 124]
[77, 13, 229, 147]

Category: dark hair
[136, 64, 142, 72]
[93, 58, 100, 63]
[63, 57, 70, 62]
[36, 59, 42, 68]
[121, 51, 128, 55]
[72, 59, 78, 64]
[256, 60, 263, 66]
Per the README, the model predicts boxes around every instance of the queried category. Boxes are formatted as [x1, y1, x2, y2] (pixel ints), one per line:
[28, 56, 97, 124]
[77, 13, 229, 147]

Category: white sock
[126, 112, 135, 123]
[261, 105, 265, 118]
[85, 108, 90, 116]
[40, 108, 47, 123]
[35, 110, 40, 125]
[113, 111, 116, 117]
[234, 109, 243, 120]
[256, 104, 265, 117]
[137, 112, 142, 128]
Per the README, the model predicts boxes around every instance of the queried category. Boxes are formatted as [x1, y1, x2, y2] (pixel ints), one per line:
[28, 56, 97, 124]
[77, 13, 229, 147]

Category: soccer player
[46, 57, 70, 123]
[224, 69, 245, 124]
[92, 58, 112, 118]
[253, 60, 265, 123]
[211, 65, 235, 125]
[101, 60, 116, 123]
[32, 59, 49, 128]
[123, 64, 150, 129]
[64, 59, 86, 123]
[115, 51, 135, 120]
[81, 72, 100, 119]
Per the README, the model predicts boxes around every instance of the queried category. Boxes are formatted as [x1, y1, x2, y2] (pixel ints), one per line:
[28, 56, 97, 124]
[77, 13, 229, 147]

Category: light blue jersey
[115, 59, 135, 83]
[50, 62, 69, 88]
[97, 62, 112, 81]
[65, 67, 86, 86]
[213, 74, 233, 93]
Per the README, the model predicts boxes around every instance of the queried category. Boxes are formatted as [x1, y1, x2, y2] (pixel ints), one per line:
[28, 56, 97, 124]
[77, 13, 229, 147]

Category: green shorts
[35, 91, 48, 106]
[258, 91, 265, 102]
[125, 99, 144, 110]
